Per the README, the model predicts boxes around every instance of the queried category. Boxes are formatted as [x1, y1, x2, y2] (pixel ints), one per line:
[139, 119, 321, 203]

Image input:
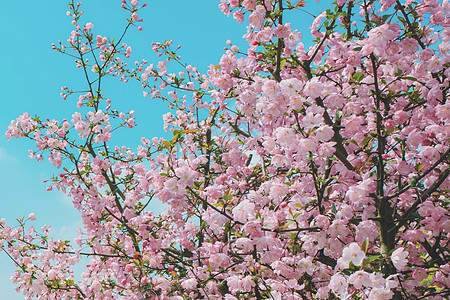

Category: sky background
[0, 0, 329, 298]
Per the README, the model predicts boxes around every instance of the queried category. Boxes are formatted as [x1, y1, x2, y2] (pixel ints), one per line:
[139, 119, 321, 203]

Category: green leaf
[361, 136, 374, 149]
[363, 254, 381, 265]
[361, 238, 369, 254]
[352, 72, 364, 82]
[331, 203, 337, 213]
[382, 14, 392, 22]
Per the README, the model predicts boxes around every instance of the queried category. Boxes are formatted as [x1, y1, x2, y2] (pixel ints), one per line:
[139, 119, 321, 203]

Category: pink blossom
[262, 80, 279, 98]
[3, 0, 450, 298]
[311, 12, 326, 29]
[233, 10, 244, 24]
[242, 0, 257, 10]
[369, 273, 386, 288]
[367, 23, 398, 48]
[315, 125, 334, 141]
[181, 278, 197, 290]
[229, 0, 239, 8]
[286, 31, 302, 47]
[280, 78, 302, 96]
[391, 247, 409, 271]
[348, 270, 371, 289]
[248, 6, 265, 30]
[218, 0, 231, 16]
[355, 220, 378, 243]
[436, 103, 450, 121]
[368, 288, 393, 300]
[341, 242, 365, 266]
[175, 165, 198, 187]
[241, 275, 255, 292]
[126, 46, 132, 56]
[274, 23, 291, 39]
[329, 273, 348, 297]
[406, 129, 424, 149]
[303, 78, 323, 99]
[84, 22, 94, 31]
[209, 253, 229, 268]
[232, 200, 255, 223]
[226, 275, 241, 294]
[275, 127, 296, 146]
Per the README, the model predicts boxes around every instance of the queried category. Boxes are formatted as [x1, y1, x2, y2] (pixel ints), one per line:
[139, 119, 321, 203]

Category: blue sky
[0, 0, 328, 298]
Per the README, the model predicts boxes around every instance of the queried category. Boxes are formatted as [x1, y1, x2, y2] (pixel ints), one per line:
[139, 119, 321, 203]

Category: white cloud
[55, 220, 83, 241]
[0, 147, 18, 163]
[58, 192, 74, 207]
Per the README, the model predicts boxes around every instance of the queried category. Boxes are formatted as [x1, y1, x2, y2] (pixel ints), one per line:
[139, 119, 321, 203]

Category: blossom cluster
[2, 0, 450, 299]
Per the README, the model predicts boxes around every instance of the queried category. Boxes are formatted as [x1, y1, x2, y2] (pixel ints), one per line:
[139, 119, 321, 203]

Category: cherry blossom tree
[2, 0, 450, 299]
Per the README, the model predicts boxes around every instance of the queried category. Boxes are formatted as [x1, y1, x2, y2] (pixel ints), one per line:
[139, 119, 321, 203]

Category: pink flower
[28, 213, 36, 221]
[241, 275, 255, 292]
[233, 10, 244, 24]
[275, 127, 296, 146]
[311, 12, 326, 29]
[209, 253, 230, 268]
[229, 0, 239, 8]
[248, 6, 265, 30]
[392, 110, 410, 124]
[262, 80, 279, 98]
[406, 129, 423, 149]
[243, 0, 257, 10]
[235, 237, 253, 252]
[286, 31, 302, 47]
[175, 165, 198, 187]
[369, 272, 385, 288]
[315, 125, 334, 141]
[126, 46, 132, 56]
[303, 77, 323, 99]
[298, 138, 317, 154]
[181, 278, 197, 290]
[329, 219, 351, 239]
[342, 116, 365, 136]
[226, 275, 241, 294]
[436, 103, 450, 121]
[271, 260, 292, 277]
[219, 0, 231, 16]
[84, 22, 94, 31]
[355, 220, 378, 243]
[274, 23, 291, 39]
[366, 24, 398, 48]
[342, 242, 365, 266]
[232, 200, 255, 223]
[391, 248, 408, 271]
[396, 160, 413, 176]
[368, 288, 393, 300]
[302, 112, 323, 130]
[280, 78, 302, 96]
[348, 271, 371, 289]
[329, 273, 348, 297]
